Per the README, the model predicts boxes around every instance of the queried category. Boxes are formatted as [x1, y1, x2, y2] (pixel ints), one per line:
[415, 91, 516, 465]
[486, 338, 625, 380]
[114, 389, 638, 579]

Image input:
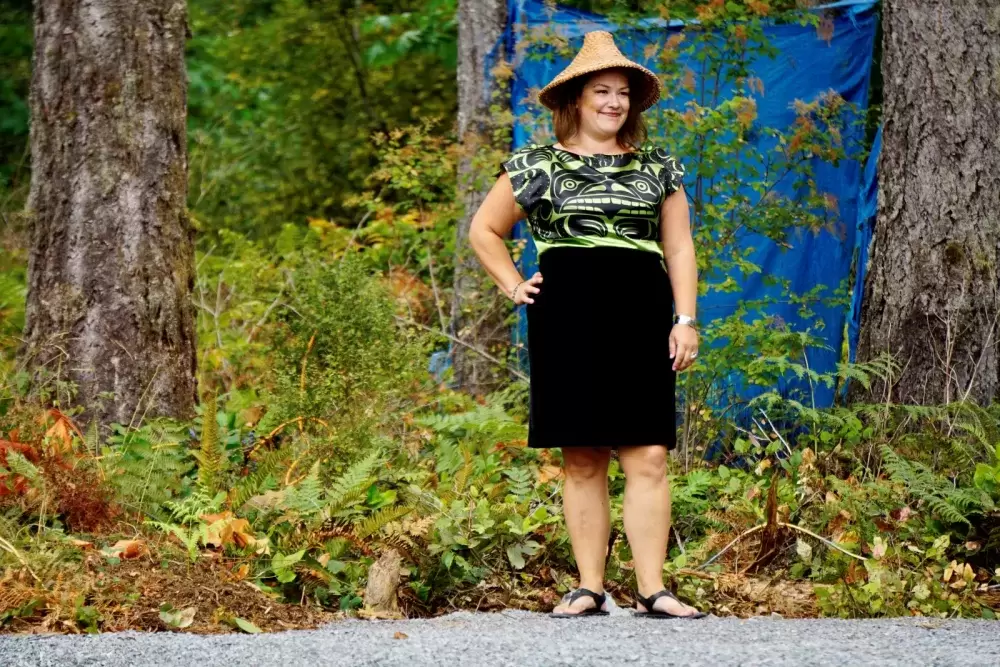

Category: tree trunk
[451, 0, 510, 396]
[21, 0, 197, 431]
[853, 0, 1000, 406]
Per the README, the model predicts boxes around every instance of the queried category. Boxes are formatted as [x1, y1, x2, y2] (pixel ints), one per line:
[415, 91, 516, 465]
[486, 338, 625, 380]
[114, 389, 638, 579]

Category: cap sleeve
[495, 143, 550, 217]
[649, 147, 685, 197]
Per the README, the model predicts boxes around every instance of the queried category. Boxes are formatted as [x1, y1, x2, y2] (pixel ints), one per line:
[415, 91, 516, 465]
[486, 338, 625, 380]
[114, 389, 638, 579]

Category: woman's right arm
[469, 173, 542, 305]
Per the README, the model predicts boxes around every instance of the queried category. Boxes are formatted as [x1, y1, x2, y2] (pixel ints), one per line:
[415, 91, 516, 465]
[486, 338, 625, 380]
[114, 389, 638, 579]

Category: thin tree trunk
[852, 0, 1000, 407]
[20, 0, 197, 432]
[451, 0, 510, 396]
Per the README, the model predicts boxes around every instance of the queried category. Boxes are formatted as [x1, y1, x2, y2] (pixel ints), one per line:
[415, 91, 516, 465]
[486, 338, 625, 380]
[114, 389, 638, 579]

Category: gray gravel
[2, 611, 998, 667]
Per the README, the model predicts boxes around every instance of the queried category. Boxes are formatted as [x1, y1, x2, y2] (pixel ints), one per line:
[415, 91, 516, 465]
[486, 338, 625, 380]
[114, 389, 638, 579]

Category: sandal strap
[637, 588, 679, 611]
[569, 587, 606, 608]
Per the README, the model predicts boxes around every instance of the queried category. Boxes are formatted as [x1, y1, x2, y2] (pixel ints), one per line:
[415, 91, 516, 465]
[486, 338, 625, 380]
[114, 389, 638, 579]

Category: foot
[635, 589, 703, 617]
[552, 588, 608, 615]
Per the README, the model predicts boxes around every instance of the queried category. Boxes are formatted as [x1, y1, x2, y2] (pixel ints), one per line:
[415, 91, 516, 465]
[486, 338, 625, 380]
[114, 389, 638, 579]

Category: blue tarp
[847, 125, 882, 364]
[484, 0, 879, 412]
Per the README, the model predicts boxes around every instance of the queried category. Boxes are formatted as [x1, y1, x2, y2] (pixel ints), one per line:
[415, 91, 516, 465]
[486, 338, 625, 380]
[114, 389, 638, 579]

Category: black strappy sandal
[634, 589, 707, 619]
[550, 587, 610, 618]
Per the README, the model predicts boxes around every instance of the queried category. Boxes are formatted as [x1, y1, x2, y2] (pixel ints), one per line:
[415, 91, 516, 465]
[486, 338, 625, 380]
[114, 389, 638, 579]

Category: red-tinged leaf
[108, 539, 146, 560]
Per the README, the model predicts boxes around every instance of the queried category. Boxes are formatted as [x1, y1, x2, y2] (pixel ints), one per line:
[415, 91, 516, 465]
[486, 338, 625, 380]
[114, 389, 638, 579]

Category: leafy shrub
[257, 252, 421, 461]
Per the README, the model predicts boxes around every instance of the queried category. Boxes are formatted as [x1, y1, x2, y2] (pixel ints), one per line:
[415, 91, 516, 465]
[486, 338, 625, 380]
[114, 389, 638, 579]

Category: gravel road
[1, 611, 997, 667]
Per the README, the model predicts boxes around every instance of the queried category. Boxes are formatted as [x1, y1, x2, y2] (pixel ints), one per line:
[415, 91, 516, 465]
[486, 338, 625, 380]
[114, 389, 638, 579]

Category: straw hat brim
[537, 32, 661, 112]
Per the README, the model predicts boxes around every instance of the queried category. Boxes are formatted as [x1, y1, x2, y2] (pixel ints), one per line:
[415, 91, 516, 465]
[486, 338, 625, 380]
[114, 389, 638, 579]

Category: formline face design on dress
[498, 143, 685, 261]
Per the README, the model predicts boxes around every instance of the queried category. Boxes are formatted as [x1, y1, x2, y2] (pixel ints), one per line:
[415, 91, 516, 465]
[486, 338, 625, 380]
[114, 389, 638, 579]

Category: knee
[621, 446, 667, 483]
[563, 448, 610, 482]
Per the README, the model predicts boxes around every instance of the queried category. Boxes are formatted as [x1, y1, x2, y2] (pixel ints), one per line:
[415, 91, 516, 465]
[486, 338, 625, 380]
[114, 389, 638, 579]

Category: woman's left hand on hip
[670, 323, 699, 372]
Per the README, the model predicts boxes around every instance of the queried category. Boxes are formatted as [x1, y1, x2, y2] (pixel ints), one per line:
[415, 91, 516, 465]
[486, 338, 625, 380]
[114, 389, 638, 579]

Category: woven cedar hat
[538, 30, 661, 112]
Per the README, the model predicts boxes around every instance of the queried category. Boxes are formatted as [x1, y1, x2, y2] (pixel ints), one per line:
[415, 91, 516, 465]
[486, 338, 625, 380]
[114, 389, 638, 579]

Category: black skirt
[526, 246, 677, 450]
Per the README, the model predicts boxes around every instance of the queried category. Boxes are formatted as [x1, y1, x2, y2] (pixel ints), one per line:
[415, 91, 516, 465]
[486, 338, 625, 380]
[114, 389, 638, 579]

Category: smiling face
[574, 69, 631, 141]
[551, 66, 648, 151]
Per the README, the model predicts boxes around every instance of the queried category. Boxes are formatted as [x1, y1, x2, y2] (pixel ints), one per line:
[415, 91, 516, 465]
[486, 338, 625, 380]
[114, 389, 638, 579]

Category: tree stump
[361, 548, 403, 619]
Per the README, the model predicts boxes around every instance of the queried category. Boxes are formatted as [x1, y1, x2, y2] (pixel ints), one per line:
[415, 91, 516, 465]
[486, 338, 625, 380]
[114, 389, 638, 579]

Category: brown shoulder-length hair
[548, 67, 649, 151]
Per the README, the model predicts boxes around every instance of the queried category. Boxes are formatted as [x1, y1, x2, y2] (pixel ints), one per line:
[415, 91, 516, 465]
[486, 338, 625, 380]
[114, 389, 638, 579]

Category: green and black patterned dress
[497, 142, 686, 450]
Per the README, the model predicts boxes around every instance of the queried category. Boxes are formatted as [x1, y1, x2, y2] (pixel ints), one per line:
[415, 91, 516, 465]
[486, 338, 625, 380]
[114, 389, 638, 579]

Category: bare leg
[618, 444, 701, 616]
[551, 446, 612, 615]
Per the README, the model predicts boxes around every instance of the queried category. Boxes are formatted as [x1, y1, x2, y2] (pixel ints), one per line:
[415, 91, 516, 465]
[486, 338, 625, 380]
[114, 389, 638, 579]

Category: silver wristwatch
[674, 313, 697, 329]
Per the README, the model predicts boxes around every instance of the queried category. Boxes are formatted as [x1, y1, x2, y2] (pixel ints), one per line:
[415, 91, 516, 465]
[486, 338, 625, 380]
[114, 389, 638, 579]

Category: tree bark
[451, 0, 510, 396]
[853, 0, 1000, 406]
[21, 0, 197, 431]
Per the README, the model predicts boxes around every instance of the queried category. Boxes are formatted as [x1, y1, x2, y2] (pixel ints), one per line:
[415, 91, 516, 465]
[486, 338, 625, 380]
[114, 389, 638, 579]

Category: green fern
[3, 451, 40, 484]
[353, 506, 413, 540]
[83, 420, 101, 458]
[191, 393, 224, 494]
[319, 449, 383, 520]
[229, 447, 289, 512]
[145, 520, 208, 562]
[881, 445, 994, 527]
[282, 460, 325, 517]
[164, 489, 226, 525]
[948, 400, 1000, 463]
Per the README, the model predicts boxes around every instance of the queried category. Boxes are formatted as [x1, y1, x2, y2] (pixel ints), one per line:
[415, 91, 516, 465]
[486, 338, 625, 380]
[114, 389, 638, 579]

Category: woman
[469, 30, 705, 619]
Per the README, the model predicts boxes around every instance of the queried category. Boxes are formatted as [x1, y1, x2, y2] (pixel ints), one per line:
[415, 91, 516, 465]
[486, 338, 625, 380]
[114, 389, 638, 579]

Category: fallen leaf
[69, 539, 93, 550]
[872, 537, 887, 560]
[233, 617, 262, 634]
[108, 539, 146, 560]
[394, 631, 408, 639]
[795, 538, 812, 562]
[537, 465, 563, 484]
[202, 511, 256, 550]
[890, 506, 912, 523]
[42, 408, 82, 456]
[159, 604, 196, 629]
[242, 490, 285, 512]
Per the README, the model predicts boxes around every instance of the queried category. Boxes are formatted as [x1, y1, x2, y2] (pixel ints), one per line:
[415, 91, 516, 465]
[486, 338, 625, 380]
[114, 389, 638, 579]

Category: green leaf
[272, 549, 306, 571]
[233, 617, 262, 634]
[506, 544, 525, 569]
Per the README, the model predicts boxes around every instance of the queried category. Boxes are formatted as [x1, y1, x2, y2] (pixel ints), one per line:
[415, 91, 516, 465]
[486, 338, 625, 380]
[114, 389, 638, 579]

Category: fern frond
[282, 460, 325, 517]
[3, 451, 40, 483]
[452, 455, 473, 496]
[229, 446, 289, 512]
[84, 420, 101, 458]
[469, 470, 500, 494]
[353, 506, 413, 540]
[320, 449, 382, 519]
[164, 489, 226, 525]
[881, 445, 992, 527]
[192, 392, 224, 494]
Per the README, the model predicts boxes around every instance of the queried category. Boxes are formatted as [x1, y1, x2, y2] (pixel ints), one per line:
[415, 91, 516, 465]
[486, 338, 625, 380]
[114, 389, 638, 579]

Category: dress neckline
[547, 143, 643, 161]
